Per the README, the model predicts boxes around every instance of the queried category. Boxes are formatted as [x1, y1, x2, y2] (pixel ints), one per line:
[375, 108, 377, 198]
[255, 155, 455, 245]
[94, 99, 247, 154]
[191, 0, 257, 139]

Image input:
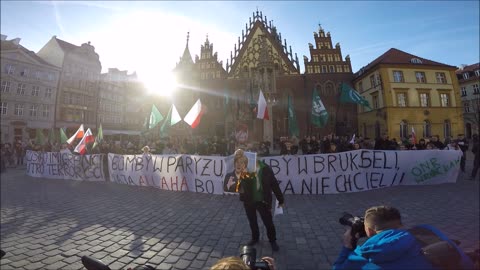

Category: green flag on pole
[149, 104, 164, 129]
[92, 123, 103, 149]
[311, 88, 329, 128]
[35, 129, 46, 145]
[60, 128, 68, 144]
[160, 104, 181, 136]
[287, 95, 299, 137]
[340, 82, 372, 109]
[48, 128, 56, 144]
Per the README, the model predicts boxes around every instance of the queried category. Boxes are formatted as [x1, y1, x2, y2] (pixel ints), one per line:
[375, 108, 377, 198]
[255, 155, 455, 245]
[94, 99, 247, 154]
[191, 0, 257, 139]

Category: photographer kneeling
[333, 205, 434, 270]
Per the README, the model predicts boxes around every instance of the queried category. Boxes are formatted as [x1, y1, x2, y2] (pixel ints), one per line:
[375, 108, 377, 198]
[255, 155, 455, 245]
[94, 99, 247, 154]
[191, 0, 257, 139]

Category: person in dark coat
[235, 149, 284, 251]
[457, 134, 469, 172]
[469, 134, 479, 180]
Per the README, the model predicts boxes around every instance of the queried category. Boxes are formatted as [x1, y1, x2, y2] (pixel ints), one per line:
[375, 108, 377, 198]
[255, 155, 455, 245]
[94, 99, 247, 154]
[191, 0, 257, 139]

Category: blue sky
[1, 1, 479, 82]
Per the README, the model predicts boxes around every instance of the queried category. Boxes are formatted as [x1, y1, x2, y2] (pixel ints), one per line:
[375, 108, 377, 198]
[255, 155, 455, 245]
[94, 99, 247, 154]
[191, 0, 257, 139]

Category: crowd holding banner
[25, 149, 462, 195]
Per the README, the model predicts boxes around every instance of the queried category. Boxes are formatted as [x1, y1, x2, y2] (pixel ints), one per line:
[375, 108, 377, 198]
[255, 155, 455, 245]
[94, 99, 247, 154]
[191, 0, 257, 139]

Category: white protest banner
[261, 149, 462, 195]
[25, 150, 105, 181]
[108, 153, 226, 194]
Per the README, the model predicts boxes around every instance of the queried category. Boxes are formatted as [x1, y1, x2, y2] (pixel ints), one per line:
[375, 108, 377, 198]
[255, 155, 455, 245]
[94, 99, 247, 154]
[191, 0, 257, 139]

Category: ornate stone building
[37, 36, 102, 134]
[170, 11, 357, 147]
[0, 35, 61, 144]
[456, 63, 480, 138]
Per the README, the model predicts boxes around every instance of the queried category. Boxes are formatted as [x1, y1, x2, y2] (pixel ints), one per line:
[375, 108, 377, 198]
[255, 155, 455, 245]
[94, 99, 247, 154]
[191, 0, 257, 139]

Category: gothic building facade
[170, 10, 357, 147]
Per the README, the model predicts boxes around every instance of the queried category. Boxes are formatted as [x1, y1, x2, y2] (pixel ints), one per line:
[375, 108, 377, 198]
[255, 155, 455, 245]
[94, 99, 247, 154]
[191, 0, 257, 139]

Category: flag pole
[334, 82, 342, 136]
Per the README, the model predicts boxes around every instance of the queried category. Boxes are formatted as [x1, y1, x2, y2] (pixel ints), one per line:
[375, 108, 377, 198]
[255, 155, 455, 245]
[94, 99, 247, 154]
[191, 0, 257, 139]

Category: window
[1, 102, 7, 115]
[1, 81, 11, 93]
[42, 105, 50, 117]
[475, 70, 480, 77]
[45, 88, 52, 98]
[327, 55, 333, 62]
[372, 93, 379, 109]
[358, 81, 363, 92]
[329, 65, 335, 73]
[393, 71, 404, 82]
[400, 121, 408, 139]
[370, 75, 376, 87]
[17, 83, 26, 95]
[436, 72, 447, 84]
[20, 68, 29, 77]
[322, 66, 327, 73]
[29, 104, 38, 117]
[314, 66, 320, 73]
[320, 55, 326, 62]
[443, 120, 451, 139]
[461, 87, 467, 96]
[473, 84, 479, 94]
[375, 75, 382, 86]
[5, 64, 15, 74]
[415, 72, 426, 83]
[463, 73, 470, 79]
[334, 55, 340, 61]
[31, 86, 39, 96]
[464, 101, 470, 113]
[47, 73, 54, 81]
[411, 58, 423, 64]
[423, 120, 432, 138]
[336, 65, 342, 72]
[420, 93, 430, 107]
[343, 65, 350, 72]
[14, 104, 24, 116]
[440, 93, 450, 107]
[397, 93, 407, 107]
[313, 55, 318, 62]
[307, 66, 313, 73]
[35, 71, 41, 79]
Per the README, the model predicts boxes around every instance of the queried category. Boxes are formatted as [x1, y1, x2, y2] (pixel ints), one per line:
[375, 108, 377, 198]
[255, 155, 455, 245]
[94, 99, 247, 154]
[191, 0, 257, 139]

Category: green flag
[340, 82, 372, 109]
[60, 128, 68, 144]
[160, 104, 181, 136]
[287, 95, 299, 137]
[149, 104, 164, 129]
[48, 128, 56, 144]
[35, 129, 46, 145]
[92, 123, 103, 149]
[224, 88, 229, 114]
[311, 88, 329, 128]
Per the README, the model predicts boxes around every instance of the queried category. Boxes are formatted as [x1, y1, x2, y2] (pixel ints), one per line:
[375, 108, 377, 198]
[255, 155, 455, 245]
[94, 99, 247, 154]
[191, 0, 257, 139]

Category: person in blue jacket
[333, 205, 435, 270]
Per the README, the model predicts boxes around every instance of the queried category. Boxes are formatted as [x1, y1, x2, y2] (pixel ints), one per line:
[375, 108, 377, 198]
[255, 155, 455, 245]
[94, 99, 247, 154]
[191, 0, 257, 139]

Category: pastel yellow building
[353, 48, 464, 142]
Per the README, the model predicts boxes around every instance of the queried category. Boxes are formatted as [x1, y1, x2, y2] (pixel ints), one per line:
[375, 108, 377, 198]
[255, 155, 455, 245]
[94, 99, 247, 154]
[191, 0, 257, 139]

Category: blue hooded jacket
[333, 229, 435, 270]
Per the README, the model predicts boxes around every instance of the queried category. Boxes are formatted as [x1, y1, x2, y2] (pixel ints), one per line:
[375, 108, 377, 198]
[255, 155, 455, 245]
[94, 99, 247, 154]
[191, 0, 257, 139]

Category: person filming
[333, 205, 434, 270]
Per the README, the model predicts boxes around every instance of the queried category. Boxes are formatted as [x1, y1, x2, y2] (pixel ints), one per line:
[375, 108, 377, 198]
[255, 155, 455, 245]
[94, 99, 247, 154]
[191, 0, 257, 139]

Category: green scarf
[252, 161, 265, 202]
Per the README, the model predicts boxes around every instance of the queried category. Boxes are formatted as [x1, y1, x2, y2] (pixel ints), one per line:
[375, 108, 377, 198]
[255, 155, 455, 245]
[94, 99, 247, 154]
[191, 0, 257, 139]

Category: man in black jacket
[234, 150, 285, 251]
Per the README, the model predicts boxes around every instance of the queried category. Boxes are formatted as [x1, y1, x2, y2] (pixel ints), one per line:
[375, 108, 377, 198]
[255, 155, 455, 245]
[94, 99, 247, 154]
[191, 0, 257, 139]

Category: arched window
[443, 120, 451, 139]
[400, 120, 408, 139]
[325, 82, 334, 96]
[423, 120, 432, 138]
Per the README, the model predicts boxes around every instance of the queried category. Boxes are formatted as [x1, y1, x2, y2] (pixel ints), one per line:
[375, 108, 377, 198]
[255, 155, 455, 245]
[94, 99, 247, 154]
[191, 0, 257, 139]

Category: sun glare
[141, 72, 178, 97]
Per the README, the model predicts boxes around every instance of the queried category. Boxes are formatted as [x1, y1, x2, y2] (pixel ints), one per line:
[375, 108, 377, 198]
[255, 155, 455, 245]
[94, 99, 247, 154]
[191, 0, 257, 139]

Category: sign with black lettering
[25, 150, 105, 181]
[261, 150, 462, 195]
[108, 153, 225, 194]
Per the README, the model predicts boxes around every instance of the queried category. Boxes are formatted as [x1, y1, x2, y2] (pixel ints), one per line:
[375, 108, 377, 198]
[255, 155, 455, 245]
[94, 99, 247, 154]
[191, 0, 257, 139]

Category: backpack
[408, 224, 475, 270]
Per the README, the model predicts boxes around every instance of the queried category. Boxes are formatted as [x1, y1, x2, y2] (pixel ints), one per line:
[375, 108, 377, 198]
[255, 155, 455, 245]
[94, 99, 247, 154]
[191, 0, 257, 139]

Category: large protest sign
[223, 151, 257, 193]
[108, 153, 226, 194]
[25, 150, 105, 181]
[261, 149, 462, 195]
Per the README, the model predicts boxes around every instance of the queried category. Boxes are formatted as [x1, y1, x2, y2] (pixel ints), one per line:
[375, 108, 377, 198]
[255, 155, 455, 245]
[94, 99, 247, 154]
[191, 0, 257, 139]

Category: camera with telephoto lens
[240, 246, 270, 270]
[339, 212, 368, 248]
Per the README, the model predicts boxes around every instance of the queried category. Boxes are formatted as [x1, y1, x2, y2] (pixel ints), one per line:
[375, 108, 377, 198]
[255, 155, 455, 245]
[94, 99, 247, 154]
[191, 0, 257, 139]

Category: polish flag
[256, 90, 269, 120]
[411, 127, 417, 145]
[74, 128, 94, 155]
[184, 99, 204, 129]
[67, 124, 84, 145]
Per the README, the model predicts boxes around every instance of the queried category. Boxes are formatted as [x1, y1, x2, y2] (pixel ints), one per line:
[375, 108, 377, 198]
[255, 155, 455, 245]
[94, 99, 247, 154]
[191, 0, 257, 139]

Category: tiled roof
[456, 63, 479, 74]
[1, 39, 59, 68]
[54, 36, 79, 52]
[355, 48, 456, 78]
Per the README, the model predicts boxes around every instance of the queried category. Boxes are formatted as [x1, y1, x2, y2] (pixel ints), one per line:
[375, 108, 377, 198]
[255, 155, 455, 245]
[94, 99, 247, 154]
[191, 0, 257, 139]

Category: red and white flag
[256, 90, 269, 120]
[67, 124, 85, 145]
[411, 127, 417, 145]
[74, 128, 94, 155]
[184, 99, 204, 129]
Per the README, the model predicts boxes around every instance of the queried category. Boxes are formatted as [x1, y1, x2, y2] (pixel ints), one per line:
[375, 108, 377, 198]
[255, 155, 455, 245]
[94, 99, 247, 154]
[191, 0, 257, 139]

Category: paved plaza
[0, 159, 479, 270]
